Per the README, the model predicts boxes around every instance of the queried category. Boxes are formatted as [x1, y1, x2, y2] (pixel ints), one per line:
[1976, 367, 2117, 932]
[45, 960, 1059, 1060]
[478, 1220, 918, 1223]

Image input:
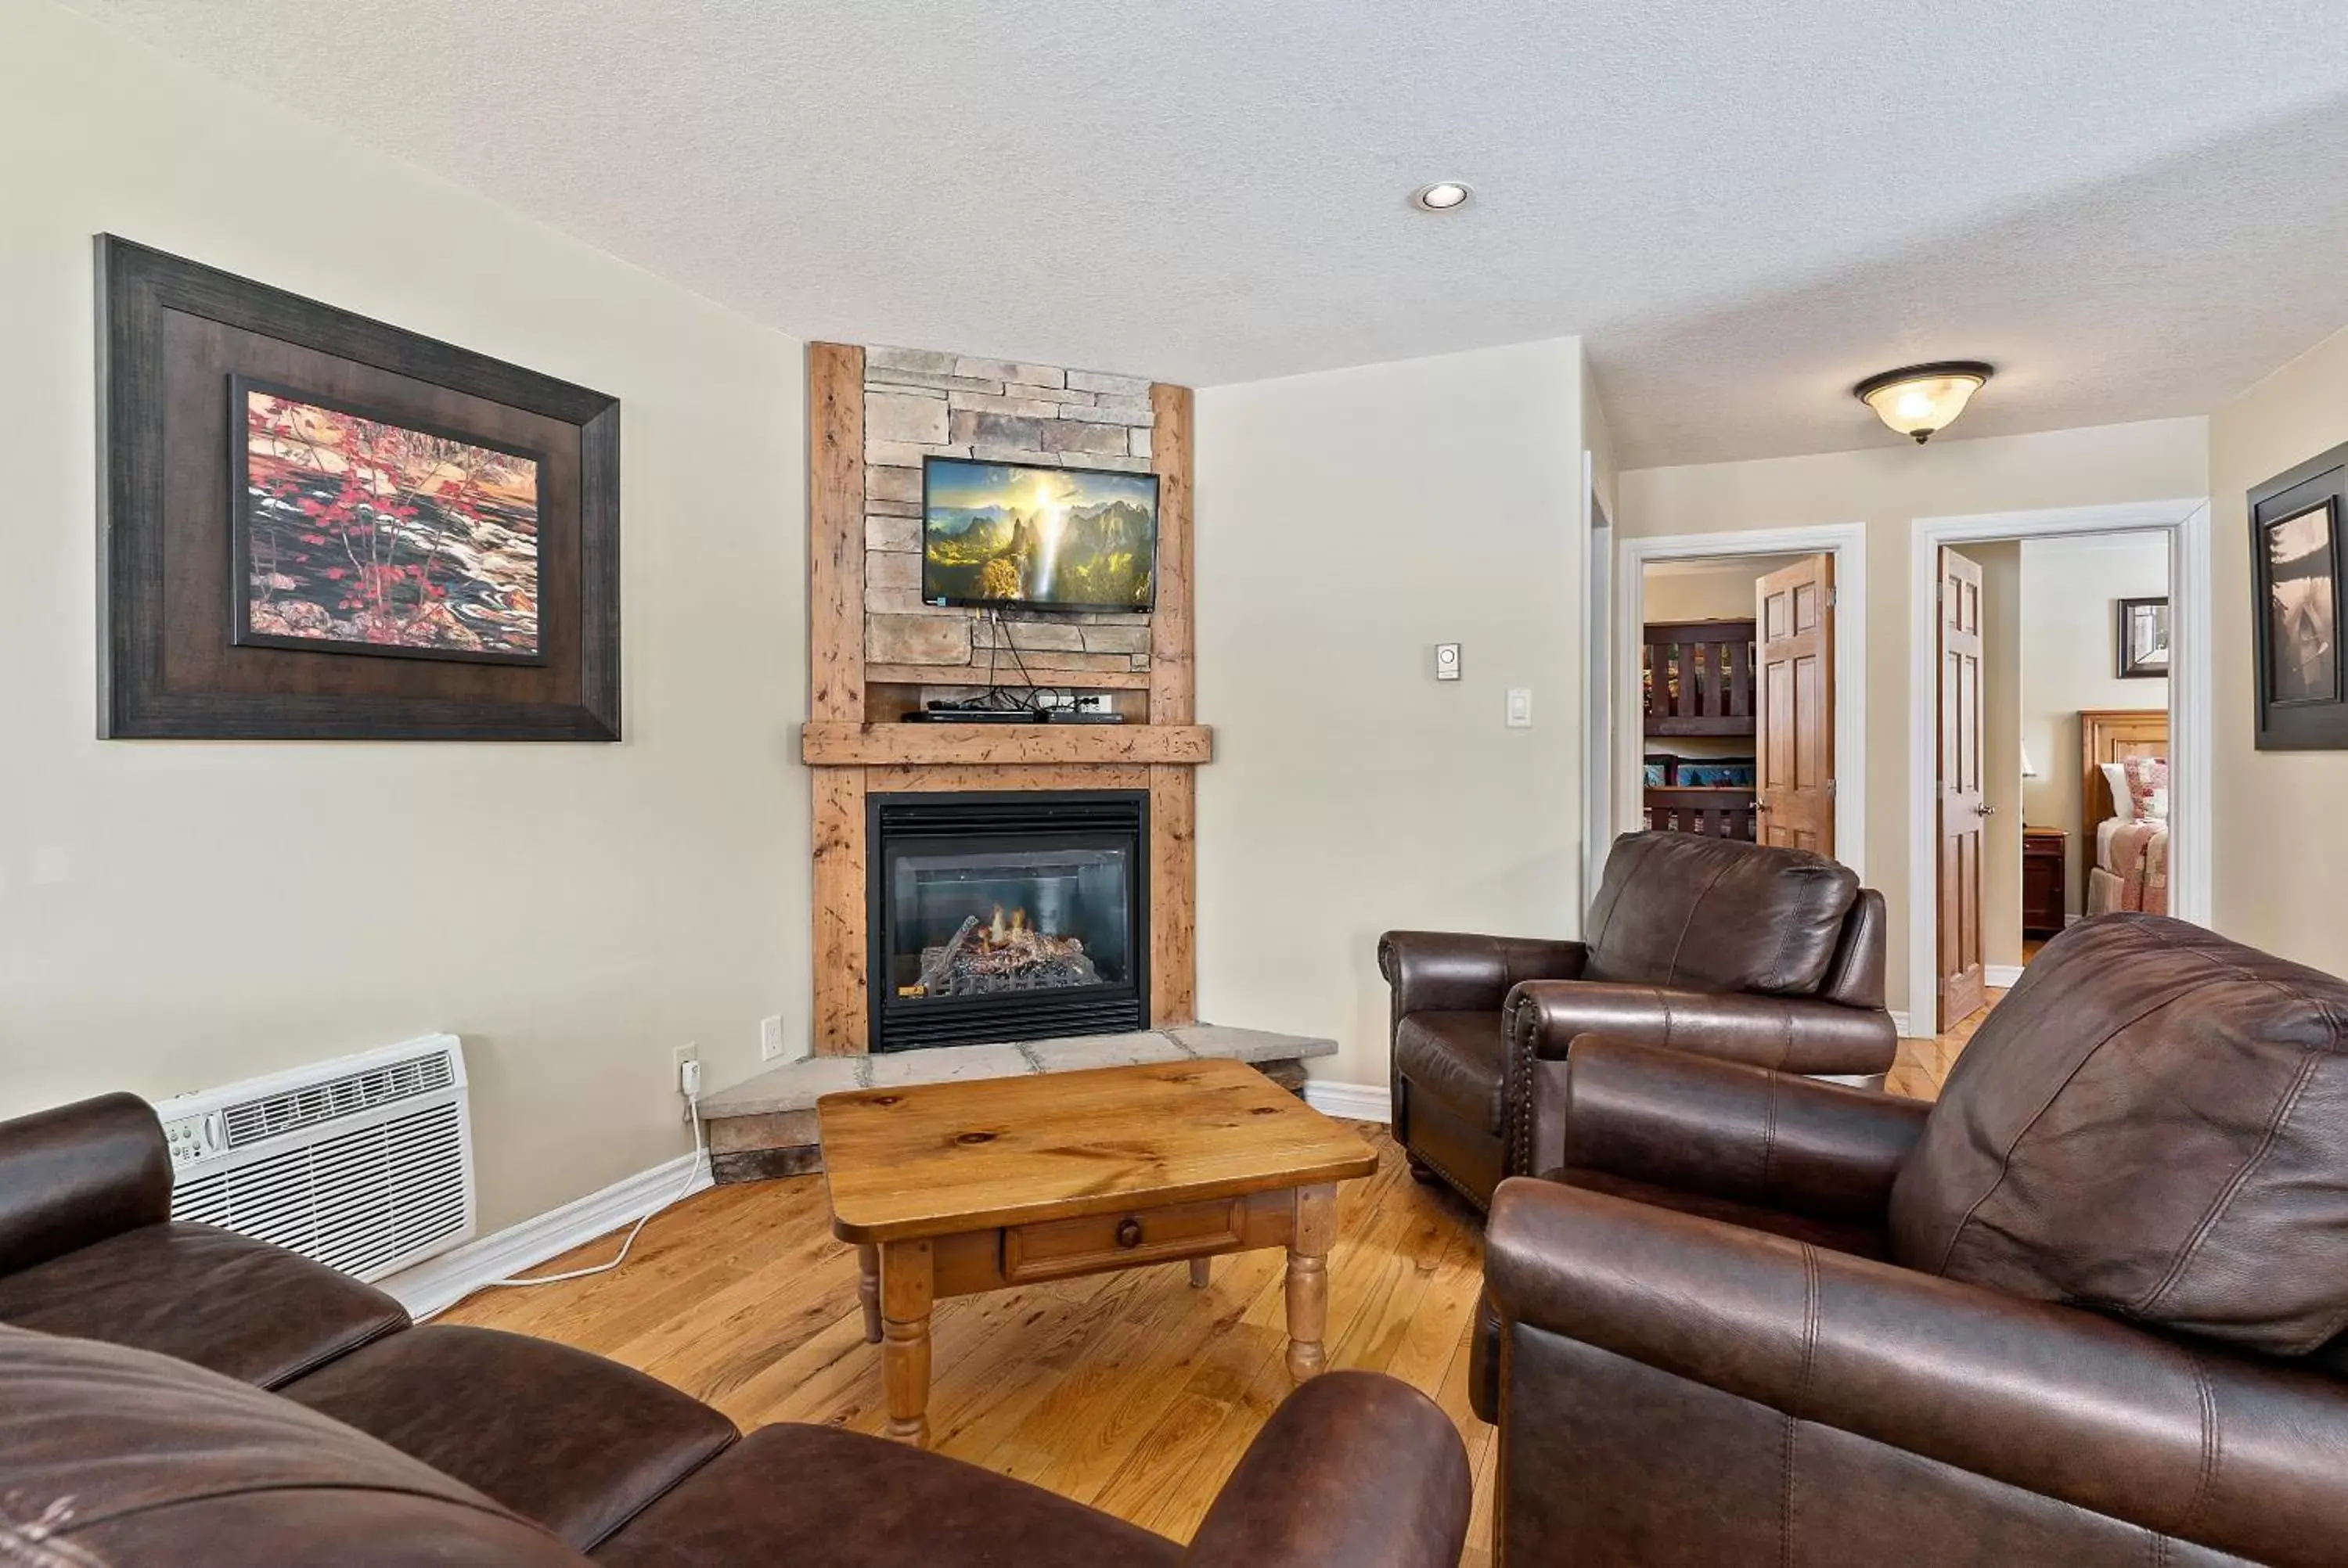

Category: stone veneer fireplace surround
[801, 341, 1208, 1056]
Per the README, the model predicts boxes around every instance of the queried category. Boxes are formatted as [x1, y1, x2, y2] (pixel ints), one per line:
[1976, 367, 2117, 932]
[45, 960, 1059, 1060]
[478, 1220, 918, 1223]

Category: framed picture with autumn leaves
[97, 236, 619, 739]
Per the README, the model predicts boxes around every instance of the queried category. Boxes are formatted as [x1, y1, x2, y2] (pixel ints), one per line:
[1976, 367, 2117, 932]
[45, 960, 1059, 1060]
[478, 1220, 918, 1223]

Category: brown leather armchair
[1380, 832, 1896, 1208]
[1475, 915, 2348, 1567]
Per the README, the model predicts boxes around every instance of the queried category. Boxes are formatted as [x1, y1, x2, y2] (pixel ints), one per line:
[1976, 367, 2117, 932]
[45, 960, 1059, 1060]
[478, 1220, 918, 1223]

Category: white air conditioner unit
[157, 1034, 475, 1282]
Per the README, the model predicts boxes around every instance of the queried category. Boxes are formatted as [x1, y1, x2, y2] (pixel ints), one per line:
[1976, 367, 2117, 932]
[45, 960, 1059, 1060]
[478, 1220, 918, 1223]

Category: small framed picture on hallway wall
[2115, 595, 2170, 679]
[2248, 441, 2348, 750]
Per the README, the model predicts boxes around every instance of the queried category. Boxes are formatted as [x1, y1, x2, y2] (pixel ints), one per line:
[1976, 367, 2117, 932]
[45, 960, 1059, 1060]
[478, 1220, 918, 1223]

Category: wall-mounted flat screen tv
[922, 456, 1158, 614]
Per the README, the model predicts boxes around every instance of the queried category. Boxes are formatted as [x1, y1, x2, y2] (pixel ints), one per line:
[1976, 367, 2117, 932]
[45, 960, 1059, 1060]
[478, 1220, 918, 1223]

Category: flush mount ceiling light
[1412, 182, 1472, 212]
[1853, 361, 1994, 443]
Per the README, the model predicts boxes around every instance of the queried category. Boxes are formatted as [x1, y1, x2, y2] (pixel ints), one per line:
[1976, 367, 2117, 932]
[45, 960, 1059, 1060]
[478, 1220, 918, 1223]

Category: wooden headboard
[2079, 707, 2167, 846]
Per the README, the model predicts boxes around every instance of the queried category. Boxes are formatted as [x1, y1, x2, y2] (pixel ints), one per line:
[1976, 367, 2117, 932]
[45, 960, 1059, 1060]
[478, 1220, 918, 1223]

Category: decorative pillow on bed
[2122, 755, 2169, 821]
[2100, 761, 2131, 817]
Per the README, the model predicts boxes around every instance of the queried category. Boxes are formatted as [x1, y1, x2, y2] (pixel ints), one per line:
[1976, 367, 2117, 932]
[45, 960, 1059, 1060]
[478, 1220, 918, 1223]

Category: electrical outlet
[759, 1015, 787, 1062]
[672, 1044, 700, 1120]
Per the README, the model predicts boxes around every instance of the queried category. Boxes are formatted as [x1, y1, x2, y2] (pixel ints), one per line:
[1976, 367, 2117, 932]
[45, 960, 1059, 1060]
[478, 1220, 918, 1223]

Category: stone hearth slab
[697, 1024, 1336, 1120]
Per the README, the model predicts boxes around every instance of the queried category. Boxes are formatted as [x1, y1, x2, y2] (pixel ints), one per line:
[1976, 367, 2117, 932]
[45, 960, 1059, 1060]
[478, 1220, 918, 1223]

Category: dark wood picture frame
[2247, 440, 2348, 750]
[2114, 595, 2169, 680]
[98, 236, 620, 739]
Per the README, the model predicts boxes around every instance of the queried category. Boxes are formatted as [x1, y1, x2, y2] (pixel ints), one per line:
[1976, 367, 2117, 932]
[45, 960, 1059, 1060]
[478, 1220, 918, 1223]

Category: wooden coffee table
[819, 1058, 1377, 1448]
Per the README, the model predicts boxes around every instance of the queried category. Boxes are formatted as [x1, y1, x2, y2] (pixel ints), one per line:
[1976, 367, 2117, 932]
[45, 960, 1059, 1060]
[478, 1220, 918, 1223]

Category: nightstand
[2022, 827, 2068, 939]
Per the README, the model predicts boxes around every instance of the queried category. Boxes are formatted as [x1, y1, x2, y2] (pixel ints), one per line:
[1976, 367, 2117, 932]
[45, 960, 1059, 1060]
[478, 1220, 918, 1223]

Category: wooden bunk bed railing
[1642, 617, 1759, 841]
[1641, 787, 1758, 840]
[1642, 619, 1756, 735]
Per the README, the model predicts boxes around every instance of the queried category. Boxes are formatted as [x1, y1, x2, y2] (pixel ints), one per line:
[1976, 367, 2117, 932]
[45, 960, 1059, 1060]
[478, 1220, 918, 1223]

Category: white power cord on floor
[480, 1084, 708, 1290]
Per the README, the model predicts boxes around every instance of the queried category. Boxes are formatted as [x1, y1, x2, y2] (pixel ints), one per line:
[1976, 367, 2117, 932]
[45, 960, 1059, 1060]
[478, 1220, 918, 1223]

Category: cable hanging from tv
[910, 451, 1157, 726]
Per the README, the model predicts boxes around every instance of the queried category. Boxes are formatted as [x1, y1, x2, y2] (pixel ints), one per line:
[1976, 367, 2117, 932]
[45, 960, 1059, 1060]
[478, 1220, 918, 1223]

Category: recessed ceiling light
[1413, 182, 1472, 212]
[1853, 361, 1995, 443]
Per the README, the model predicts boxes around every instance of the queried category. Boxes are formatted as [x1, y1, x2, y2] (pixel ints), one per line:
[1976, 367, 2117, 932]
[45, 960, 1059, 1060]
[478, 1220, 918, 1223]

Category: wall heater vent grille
[221, 1050, 456, 1148]
[160, 1036, 474, 1282]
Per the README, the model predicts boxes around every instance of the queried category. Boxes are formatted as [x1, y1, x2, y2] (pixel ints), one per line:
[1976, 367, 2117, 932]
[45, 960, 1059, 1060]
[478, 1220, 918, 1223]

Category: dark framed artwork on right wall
[2248, 440, 2348, 750]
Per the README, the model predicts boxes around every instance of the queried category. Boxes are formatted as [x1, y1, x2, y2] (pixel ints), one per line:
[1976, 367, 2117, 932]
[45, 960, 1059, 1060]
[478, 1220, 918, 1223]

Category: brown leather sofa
[1380, 832, 1896, 1207]
[1475, 914, 2348, 1566]
[0, 1094, 1471, 1566]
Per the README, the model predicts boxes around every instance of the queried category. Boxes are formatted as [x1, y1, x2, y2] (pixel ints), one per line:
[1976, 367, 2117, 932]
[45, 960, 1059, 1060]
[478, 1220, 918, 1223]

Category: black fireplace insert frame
[866, 789, 1150, 1052]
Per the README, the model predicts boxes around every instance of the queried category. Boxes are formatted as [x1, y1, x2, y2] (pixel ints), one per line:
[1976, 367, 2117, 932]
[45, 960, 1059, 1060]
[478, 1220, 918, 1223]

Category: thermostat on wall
[1434, 643, 1462, 682]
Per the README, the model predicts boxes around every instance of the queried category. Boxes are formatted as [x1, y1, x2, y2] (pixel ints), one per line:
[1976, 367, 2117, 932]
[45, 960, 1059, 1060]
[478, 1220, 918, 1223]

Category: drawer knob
[1115, 1217, 1143, 1249]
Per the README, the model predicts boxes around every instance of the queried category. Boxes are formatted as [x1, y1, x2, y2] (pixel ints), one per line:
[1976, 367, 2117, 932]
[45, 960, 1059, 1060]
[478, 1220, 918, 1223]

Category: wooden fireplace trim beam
[808, 341, 866, 724]
[800, 722, 1211, 767]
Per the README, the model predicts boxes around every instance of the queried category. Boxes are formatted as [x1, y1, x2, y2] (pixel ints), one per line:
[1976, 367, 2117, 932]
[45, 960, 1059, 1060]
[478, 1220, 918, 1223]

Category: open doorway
[1615, 525, 1869, 881]
[1910, 500, 2209, 1037]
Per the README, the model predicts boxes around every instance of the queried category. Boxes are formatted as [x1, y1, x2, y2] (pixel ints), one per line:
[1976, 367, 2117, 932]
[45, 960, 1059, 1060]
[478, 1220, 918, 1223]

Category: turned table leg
[880, 1240, 935, 1448]
[1285, 1183, 1335, 1379]
[857, 1244, 882, 1343]
[1190, 1256, 1212, 1288]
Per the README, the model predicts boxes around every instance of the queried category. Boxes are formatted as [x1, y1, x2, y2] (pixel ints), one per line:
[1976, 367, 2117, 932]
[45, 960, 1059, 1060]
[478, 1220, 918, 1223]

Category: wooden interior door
[1937, 548, 1987, 1030]
[1754, 554, 1835, 854]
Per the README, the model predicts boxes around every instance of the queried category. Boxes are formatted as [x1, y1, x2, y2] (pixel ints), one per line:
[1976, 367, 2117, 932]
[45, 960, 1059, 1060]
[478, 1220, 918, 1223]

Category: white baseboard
[380, 1149, 710, 1321]
[1983, 965, 2026, 990]
[1888, 1010, 1915, 1039]
[1302, 1080, 1391, 1123]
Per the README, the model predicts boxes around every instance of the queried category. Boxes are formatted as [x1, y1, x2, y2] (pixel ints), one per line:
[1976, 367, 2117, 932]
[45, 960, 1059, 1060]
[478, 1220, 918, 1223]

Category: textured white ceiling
[54, 0, 2348, 466]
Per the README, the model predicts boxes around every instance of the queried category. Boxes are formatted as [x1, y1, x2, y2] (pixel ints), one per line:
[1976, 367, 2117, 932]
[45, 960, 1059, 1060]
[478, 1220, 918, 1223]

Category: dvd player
[899, 708, 1127, 725]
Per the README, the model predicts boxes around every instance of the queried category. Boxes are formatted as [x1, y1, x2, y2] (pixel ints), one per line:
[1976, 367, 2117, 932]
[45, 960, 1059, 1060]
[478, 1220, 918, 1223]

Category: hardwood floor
[443, 1125, 1508, 1560]
[444, 1037, 1981, 1562]
[1885, 987, 2006, 1099]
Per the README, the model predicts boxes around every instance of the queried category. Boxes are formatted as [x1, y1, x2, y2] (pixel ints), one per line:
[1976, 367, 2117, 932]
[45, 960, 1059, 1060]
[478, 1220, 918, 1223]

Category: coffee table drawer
[1003, 1198, 1244, 1282]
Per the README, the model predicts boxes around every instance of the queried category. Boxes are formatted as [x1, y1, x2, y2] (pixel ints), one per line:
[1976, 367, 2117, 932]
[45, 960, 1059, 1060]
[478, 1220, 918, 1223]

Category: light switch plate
[1434, 643, 1462, 682]
[1506, 688, 1533, 728]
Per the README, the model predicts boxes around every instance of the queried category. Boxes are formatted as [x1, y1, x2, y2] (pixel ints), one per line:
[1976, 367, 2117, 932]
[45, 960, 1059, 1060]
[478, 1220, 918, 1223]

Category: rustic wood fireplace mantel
[801, 342, 1208, 1055]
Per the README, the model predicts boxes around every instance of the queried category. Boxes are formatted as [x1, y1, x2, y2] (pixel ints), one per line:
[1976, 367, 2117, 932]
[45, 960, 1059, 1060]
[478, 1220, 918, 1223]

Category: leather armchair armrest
[1504, 979, 1896, 1074]
[1500, 986, 1898, 1179]
[1377, 930, 1586, 1018]
[1524, 1036, 1928, 1217]
[1486, 1178, 2348, 1567]
[0, 1093, 172, 1276]
[1184, 1371, 1470, 1568]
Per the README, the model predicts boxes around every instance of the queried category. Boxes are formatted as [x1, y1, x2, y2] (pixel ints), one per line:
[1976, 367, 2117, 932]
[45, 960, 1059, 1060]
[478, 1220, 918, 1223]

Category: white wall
[2209, 322, 2348, 980]
[0, 2, 808, 1232]
[1195, 340, 1586, 1089]
[1640, 554, 1805, 622]
[1618, 416, 2208, 1015]
[2018, 534, 2170, 913]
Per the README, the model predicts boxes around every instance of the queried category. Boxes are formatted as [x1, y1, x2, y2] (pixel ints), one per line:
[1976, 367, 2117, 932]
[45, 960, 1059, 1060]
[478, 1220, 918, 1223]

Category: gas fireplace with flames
[866, 790, 1149, 1051]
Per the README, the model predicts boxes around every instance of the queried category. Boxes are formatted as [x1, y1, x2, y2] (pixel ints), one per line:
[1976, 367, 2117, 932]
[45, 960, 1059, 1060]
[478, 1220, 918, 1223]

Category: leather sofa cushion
[1890, 914, 2348, 1354]
[1582, 832, 1860, 995]
[0, 1221, 409, 1386]
[0, 1323, 582, 1566]
[284, 1324, 738, 1550]
[1392, 1012, 1505, 1134]
[591, 1421, 1180, 1567]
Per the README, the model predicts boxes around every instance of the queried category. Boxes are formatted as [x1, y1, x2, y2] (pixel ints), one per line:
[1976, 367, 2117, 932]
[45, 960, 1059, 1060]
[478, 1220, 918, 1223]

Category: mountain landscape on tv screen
[924, 461, 1156, 610]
